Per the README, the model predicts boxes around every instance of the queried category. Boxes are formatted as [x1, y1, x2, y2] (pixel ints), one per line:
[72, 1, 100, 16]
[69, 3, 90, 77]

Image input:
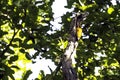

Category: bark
[62, 41, 78, 80]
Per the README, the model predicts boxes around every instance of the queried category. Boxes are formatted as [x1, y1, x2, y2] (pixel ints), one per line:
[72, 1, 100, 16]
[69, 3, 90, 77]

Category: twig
[0, 29, 19, 58]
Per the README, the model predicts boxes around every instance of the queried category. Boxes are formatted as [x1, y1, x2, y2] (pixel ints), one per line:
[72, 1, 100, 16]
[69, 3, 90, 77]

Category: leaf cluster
[0, 0, 120, 80]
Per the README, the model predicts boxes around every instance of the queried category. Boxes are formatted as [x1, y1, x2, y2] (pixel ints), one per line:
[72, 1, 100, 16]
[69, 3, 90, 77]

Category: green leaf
[11, 44, 18, 47]
[13, 38, 22, 42]
[32, 52, 39, 59]
[0, 30, 8, 38]
[11, 65, 20, 70]
[7, 48, 15, 54]
[9, 74, 15, 80]
[8, 55, 18, 64]
[19, 48, 25, 53]
[23, 70, 32, 80]
[107, 7, 114, 14]
[25, 53, 32, 60]
[3, 65, 15, 76]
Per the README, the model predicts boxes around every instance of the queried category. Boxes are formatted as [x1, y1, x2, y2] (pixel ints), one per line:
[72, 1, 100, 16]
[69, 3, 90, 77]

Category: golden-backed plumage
[76, 27, 82, 41]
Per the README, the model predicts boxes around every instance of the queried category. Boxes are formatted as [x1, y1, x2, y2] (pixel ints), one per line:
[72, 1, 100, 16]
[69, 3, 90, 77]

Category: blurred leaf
[32, 52, 39, 59]
[8, 55, 18, 64]
[2, 76, 8, 80]
[107, 7, 114, 14]
[9, 74, 15, 80]
[19, 48, 25, 53]
[13, 38, 22, 42]
[0, 30, 8, 37]
[0, 69, 5, 79]
[23, 70, 32, 80]
[57, 38, 68, 50]
[7, 48, 15, 54]
[25, 53, 32, 60]
[11, 44, 18, 47]
[11, 65, 20, 70]
[3, 64, 15, 76]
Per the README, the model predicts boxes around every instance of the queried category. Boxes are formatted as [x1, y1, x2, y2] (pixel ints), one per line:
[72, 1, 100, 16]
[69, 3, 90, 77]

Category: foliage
[0, 0, 120, 80]
[64, 0, 120, 80]
[0, 0, 54, 79]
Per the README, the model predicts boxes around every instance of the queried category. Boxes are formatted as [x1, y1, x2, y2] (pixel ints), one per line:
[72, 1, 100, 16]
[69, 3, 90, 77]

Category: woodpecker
[75, 14, 83, 41]
[76, 27, 82, 41]
[70, 13, 87, 41]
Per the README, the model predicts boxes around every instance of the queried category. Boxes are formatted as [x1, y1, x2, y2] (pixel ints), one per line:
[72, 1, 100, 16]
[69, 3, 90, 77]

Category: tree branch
[61, 13, 87, 80]
[52, 13, 88, 79]
[0, 29, 19, 58]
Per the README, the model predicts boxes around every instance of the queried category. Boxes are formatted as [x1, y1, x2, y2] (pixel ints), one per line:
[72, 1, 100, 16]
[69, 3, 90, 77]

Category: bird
[75, 14, 83, 41]
[76, 27, 82, 41]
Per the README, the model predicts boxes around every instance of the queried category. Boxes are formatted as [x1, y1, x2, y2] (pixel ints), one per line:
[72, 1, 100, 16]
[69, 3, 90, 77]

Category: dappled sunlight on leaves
[0, 0, 120, 79]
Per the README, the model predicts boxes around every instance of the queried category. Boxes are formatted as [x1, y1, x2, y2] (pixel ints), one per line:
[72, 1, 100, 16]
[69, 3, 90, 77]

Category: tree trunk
[62, 41, 78, 80]
[61, 13, 87, 80]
